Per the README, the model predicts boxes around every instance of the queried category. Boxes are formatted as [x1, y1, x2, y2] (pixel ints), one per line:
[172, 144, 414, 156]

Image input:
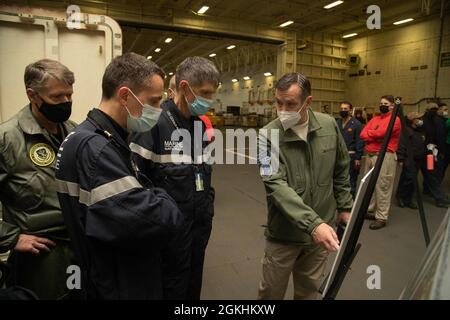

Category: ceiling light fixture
[393, 18, 414, 25]
[279, 20, 294, 27]
[197, 6, 209, 14]
[342, 33, 358, 38]
[324, 1, 344, 9]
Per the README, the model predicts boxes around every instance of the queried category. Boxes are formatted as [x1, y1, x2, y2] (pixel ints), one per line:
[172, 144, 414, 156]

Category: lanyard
[166, 110, 181, 131]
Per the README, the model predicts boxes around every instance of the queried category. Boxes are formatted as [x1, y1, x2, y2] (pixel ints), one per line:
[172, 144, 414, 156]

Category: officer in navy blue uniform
[54, 53, 183, 299]
[336, 101, 364, 198]
[131, 56, 219, 300]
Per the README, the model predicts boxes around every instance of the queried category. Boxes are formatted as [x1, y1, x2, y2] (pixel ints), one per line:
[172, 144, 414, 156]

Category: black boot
[404, 202, 418, 210]
[370, 219, 386, 230]
[436, 200, 449, 208]
[396, 195, 405, 208]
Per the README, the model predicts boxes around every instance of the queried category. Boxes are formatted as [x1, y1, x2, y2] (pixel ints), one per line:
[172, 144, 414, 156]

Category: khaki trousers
[258, 239, 328, 300]
[366, 152, 397, 221]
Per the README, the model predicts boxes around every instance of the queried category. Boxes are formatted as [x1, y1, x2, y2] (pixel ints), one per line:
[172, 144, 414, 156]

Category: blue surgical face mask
[185, 83, 214, 116]
[126, 89, 162, 132]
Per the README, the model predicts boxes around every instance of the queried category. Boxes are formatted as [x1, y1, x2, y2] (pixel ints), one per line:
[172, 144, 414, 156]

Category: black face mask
[37, 95, 72, 123]
[379, 105, 390, 114]
[339, 110, 349, 118]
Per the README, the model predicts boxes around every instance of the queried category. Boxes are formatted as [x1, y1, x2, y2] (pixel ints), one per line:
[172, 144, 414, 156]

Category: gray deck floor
[202, 163, 450, 300]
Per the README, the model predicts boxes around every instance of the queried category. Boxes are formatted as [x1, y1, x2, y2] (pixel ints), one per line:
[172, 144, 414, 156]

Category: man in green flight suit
[0, 59, 77, 299]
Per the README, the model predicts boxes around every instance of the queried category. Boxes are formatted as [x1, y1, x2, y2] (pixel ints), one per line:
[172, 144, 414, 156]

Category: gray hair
[275, 72, 311, 101]
[175, 56, 220, 89]
[24, 59, 75, 92]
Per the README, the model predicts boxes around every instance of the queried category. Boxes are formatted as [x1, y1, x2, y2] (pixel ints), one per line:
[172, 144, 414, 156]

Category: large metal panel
[0, 5, 122, 124]
[0, 21, 45, 122]
[59, 28, 106, 123]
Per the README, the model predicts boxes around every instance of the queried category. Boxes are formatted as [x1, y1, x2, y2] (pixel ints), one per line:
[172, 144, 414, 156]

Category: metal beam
[161, 41, 209, 71]
[143, 34, 170, 57]
[422, 0, 432, 15]
[316, 0, 427, 34]
[216, 0, 246, 18]
[206, 44, 241, 71]
[299, 0, 375, 29]
[155, 0, 167, 11]
[154, 37, 190, 64]
[126, 29, 142, 52]
[336, 11, 443, 40]
[117, 20, 284, 45]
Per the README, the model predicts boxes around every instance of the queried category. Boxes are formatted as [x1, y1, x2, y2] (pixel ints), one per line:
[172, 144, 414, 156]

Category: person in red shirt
[360, 95, 402, 230]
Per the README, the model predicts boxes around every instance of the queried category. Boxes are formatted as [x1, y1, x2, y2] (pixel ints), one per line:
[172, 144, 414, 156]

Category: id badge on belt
[195, 172, 204, 191]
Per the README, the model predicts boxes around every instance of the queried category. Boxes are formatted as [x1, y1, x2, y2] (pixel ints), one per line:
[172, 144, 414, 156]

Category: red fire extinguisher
[427, 152, 434, 171]
[426, 144, 435, 171]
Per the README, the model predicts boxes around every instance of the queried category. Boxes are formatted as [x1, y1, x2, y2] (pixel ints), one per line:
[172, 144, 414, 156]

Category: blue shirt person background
[336, 101, 364, 198]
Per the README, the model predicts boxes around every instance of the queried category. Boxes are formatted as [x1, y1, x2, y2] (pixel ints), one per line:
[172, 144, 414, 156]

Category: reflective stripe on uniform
[130, 142, 193, 164]
[55, 176, 142, 206]
[55, 179, 91, 205]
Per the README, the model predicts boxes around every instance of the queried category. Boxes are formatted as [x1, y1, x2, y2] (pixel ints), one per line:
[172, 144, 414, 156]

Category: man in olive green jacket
[0, 59, 77, 299]
[258, 72, 353, 300]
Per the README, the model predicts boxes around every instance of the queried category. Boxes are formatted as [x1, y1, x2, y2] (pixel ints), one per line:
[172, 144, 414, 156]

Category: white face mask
[443, 111, 448, 118]
[277, 101, 308, 131]
[126, 89, 162, 132]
